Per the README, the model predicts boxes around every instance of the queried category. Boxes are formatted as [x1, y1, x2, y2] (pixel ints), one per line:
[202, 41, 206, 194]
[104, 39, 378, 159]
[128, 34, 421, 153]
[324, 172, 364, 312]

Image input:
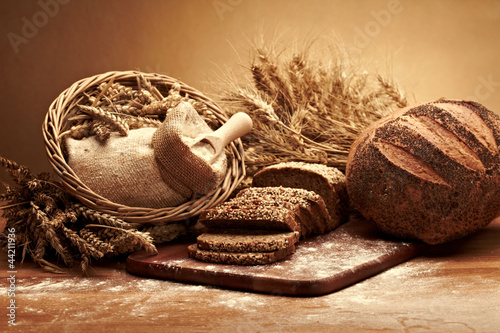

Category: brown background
[1, 0, 500, 185]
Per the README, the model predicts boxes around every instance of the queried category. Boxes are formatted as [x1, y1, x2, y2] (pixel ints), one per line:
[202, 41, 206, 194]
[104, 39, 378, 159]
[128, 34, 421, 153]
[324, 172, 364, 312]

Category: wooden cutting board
[126, 218, 424, 296]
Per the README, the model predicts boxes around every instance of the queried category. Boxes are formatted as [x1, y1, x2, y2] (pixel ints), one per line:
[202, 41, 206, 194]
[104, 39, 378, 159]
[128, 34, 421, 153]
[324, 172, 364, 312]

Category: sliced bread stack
[188, 229, 300, 265]
[188, 186, 327, 265]
[235, 186, 331, 237]
[188, 162, 349, 265]
[252, 161, 350, 231]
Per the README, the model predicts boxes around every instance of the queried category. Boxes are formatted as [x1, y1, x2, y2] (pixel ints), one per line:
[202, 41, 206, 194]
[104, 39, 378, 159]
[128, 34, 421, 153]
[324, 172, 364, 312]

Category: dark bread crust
[346, 99, 500, 244]
[187, 243, 296, 265]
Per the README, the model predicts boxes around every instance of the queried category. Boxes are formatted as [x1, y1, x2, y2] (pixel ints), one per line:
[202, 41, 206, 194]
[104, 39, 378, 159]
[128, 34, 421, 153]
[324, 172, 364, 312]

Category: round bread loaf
[346, 99, 500, 244]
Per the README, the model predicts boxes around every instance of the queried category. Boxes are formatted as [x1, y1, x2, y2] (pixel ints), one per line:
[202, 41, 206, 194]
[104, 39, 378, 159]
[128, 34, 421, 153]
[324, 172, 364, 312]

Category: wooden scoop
[190, 112, 253, 164]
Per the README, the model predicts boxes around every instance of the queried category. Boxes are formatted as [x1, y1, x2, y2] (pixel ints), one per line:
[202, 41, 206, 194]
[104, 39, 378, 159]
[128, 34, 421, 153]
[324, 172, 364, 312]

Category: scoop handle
[213, 112, 253, 146]
[202, 112, 252, 157]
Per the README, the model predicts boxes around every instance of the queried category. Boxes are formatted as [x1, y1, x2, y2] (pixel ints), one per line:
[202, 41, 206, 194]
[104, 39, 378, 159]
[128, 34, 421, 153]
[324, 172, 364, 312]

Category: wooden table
[2, 216, 499, 332]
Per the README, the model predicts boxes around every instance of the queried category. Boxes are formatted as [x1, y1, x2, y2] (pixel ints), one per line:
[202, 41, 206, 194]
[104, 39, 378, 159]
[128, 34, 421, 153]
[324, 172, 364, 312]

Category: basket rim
[42, 70, 245, 224]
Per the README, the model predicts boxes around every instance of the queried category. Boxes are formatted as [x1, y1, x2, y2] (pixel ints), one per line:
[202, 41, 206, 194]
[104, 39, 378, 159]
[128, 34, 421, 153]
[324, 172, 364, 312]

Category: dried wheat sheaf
[0, 88, 199, 276]
[0, 156, 190, 273]
[219, 43, 409, 178]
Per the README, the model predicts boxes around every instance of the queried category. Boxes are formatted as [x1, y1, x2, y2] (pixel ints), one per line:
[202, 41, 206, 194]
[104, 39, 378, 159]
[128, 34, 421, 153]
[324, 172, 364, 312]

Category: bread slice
[216, 195, 310, 236]
[198, 204, 301, 232]
[196, 229, 300, 253]
[252, 162, 349, 232]
[236, 186, 330, 237]
[187, 243, 296, 265]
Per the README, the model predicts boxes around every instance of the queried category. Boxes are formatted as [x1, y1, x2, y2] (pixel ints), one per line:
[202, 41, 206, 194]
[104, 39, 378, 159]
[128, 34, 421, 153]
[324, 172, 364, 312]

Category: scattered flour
[217, 295, 265, 311]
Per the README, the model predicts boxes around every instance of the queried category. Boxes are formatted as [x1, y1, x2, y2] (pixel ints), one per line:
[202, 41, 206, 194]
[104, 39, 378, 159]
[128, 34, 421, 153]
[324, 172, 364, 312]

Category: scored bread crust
[187, 243, 296, 265]
[346, 99, 500, 244]
[252, 162, 349, 231]
[196, 230, 300, 253]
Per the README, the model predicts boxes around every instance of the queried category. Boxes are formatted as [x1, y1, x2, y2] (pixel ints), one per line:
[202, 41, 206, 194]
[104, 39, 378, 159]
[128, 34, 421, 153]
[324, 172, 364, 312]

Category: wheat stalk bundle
[0, 156, 180, 273]
[218, 41, 409, 179]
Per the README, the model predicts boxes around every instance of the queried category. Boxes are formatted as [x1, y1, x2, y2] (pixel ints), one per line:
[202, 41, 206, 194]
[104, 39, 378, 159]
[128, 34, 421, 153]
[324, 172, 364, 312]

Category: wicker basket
[42, 70, 246, 224]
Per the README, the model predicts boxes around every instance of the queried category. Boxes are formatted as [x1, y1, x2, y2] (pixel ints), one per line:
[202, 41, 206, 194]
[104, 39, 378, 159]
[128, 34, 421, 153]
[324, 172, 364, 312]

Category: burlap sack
[66, 102, 227, 209]
[66, 128, 189, 209]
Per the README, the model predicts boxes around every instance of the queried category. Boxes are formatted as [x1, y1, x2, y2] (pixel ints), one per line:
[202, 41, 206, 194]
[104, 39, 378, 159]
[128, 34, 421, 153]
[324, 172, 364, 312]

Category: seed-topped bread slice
[196, 229, 300, 253]
[187, 243, 296, 265]
[236, 186, 330, 237]
[252, 162, 349, 232]
[198, 204, 300, 232]
[216, 195, 310, 236]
